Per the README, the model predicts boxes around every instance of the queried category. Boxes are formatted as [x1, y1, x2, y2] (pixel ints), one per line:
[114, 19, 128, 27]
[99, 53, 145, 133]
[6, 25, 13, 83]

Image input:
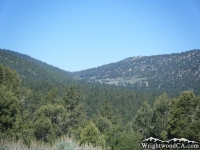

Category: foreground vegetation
[0, 136, 102, 150]
[0, 63, 200, 149]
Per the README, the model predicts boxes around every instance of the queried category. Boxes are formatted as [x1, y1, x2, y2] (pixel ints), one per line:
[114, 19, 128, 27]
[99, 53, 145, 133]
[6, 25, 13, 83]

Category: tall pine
[168, 91, 200, 141]
[132, 101, 153, 138]
[0, 64, 22, 139]
[63, 85, 85, 135]
[152, 93, 171, 140]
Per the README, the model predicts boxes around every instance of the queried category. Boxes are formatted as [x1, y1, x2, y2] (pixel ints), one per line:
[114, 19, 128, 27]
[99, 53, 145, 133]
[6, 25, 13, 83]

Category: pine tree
[64, 86, 80, 112]
[100, 99, 122, 125]
[168, 91, 198, 140]
[0, 86, 22, 138]
[63, 85, 85, 134]
[189, 96, 200, 142]
[33, 116, 54, 142]
[33, 103, 69, 141]
[0, 65, 22, 139]
[43, 88, 63, 105]
[63, 86, 84, 126]
[94, 115, 113, 133]
[133, 101, 153, 138]
[152, 93, 171, 140]
[80, 121, 106, 148]
[105, 125, 141, 150]
[100, 100, 113, 120]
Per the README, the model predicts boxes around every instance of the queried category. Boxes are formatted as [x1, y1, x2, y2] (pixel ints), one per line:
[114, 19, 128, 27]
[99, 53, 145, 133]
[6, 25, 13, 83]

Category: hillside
[0, 48, 161, 121]
[73, 49, 200, 95]
[0, 49, 74, 91]
[2, 48, 200, 95]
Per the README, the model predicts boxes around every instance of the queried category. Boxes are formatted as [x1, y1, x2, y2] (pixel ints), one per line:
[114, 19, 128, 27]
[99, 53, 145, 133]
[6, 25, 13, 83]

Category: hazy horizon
[1, 0, 200, 71]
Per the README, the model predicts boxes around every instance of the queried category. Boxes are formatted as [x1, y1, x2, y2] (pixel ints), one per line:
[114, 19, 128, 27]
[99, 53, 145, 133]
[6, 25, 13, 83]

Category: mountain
[73, 49, 200, 95]
[1, 48, 200, 95]
[0, 48, 165, 121]
[0, 48, 74, 92]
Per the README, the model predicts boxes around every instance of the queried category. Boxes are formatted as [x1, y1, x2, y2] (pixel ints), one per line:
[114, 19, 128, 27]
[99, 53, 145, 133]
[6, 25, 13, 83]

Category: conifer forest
[0, 49, 200, 150]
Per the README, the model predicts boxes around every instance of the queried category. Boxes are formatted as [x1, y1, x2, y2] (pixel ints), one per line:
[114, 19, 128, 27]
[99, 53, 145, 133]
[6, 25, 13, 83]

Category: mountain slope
[0, 48, 162, 121]
[73, 49, 200, 94]
[0, 49, 74, 91]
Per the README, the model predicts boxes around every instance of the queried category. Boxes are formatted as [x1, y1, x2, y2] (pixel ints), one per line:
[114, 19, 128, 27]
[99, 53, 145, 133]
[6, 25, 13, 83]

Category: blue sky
[0, 0, 200, 72]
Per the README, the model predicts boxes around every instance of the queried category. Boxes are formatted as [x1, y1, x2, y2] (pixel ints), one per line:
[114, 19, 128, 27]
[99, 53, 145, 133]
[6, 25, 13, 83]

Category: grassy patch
[0, 136, 102, 150]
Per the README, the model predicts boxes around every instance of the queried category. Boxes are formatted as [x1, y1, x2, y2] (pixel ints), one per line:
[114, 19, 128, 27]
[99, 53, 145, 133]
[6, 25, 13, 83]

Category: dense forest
[0, 49, 200, 149]
[0, 49, 164, 121]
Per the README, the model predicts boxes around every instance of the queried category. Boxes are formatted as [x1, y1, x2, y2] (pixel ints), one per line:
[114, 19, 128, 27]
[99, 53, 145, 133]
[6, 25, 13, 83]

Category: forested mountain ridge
[0, 48, 161, 121]
[0, 49, 73, 91]
[1, 48, 200, 95]
[73, 49, 200, 94]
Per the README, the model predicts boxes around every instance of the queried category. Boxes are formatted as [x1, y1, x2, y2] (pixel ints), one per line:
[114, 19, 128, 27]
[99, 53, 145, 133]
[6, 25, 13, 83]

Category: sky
[0, 0, 200, 72]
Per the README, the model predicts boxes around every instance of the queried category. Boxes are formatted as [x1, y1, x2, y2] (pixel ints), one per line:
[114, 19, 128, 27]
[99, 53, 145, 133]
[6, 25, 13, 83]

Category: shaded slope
[0, 49, 73, 91]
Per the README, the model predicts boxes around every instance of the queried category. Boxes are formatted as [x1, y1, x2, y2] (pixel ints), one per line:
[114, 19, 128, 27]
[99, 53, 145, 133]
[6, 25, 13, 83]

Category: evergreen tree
[66, 102, 86, 140]
[152, 93, 171, 140]
[189, 96, 200, 142]
[167, 91, 199, 141]
[0, 85, 22, 138]
[100, 99, 122, 125]
[64, 86, 80, 112]
[33, 116, 54, 142]
[27, 91, 43, 114]
[80, 121, 106, 148]
[132, 101, 153, 138]
[0, 64, 21, 95]
[43, 88, 63, 105]
[33, 103, 69, 141]
[63, 85, 85, 135]
[100, 100, 114, 119]
[0, 65, 22, 139]
[94, 115, 113, 133]
[105, 125, 141, 150]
